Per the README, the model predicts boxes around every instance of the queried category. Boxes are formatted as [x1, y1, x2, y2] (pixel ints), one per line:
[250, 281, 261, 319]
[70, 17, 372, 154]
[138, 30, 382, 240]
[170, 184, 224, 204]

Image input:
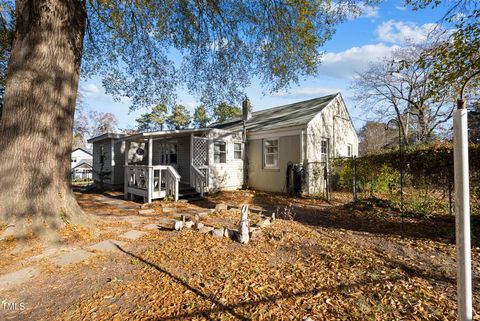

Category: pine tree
[166, 105, 191, 130]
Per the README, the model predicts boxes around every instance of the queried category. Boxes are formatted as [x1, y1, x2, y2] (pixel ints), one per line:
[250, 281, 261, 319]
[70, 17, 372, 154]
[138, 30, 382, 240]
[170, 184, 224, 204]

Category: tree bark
[0, 0, 89, 242]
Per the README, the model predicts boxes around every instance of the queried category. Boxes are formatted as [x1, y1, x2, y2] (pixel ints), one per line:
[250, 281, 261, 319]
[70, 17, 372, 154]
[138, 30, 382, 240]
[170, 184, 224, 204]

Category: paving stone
[138, 209, 155, 215]
[143, 224, 160, 230]
[87, 239, 126, 252]
[50, 250, 95, 267]
[117, 205, 139, 210]
[158, 218, 176, 224]
[198, 226, 214, 234]
[256, 218, 271, 228]
[215, 204, 228, 211]
[0, 267, 40, 290]
[211, 227, 225, 238]
[162, 207, 176, 212]
[119, 230, 147, 240]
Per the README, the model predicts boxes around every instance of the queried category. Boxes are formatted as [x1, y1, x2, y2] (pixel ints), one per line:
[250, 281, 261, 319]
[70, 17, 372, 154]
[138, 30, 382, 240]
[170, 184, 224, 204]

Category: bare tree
[352, 43, 455, 144]
[358, 121, 398, 155]
[88, 111, 118, 137]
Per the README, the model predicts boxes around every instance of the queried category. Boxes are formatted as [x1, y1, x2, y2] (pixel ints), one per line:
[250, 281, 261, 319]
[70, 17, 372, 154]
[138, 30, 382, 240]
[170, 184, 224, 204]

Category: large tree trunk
[0, 0, 89, 242]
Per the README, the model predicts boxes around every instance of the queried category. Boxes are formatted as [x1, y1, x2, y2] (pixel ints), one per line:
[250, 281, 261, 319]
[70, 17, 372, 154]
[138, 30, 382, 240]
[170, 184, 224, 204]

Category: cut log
[174, 221, 183, 231]
[238, 205, 250, 244]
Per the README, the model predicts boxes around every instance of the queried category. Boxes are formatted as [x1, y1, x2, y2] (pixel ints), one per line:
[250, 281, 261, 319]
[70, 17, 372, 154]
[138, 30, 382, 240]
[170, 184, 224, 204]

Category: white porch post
[147, 138, 153, 203]
[124, 141, 130, 200]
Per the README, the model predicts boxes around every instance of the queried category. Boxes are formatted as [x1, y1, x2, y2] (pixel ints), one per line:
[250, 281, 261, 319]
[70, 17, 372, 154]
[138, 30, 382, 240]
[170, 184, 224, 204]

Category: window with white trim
[214, 141, 227, 163]
[263, 139, 279, 169]
[347, 144, 352, 157]
[234, 143, 242, 160]
[321, 138, 328, 163]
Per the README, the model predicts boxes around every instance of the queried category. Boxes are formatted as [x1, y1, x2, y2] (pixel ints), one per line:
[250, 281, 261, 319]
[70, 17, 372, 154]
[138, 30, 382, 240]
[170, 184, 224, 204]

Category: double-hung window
[347, 144, 352, 157]
[263, 139, 279, 169]
[321, 138, 328, 163]
[214, 141, 227, 163]
[234, 143, 242, 160]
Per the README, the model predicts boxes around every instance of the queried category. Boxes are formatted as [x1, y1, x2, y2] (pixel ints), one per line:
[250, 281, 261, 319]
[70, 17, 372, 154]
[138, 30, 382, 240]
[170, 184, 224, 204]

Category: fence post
[352, 156, 357, 202]
[448, 170, 453, 216]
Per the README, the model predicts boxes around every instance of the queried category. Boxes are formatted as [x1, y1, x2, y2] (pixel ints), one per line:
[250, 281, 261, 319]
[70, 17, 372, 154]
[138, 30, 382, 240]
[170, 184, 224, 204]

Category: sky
[78, 0, 451, 131]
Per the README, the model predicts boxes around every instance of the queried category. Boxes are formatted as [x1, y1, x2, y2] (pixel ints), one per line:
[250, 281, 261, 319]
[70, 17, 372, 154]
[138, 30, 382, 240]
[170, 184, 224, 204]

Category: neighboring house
[71, 148, 93, 180]
[72, 159, 93, 180]
[87, 93, 358, 202]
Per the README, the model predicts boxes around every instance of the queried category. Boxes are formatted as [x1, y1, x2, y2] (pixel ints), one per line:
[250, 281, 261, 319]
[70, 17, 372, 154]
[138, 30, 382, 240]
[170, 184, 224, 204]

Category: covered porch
[122, 129, 211, 203]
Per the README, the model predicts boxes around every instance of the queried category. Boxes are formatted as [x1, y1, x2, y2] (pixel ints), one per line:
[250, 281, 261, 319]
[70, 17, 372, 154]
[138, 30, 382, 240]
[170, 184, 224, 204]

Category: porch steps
[179, 188, 204, 202]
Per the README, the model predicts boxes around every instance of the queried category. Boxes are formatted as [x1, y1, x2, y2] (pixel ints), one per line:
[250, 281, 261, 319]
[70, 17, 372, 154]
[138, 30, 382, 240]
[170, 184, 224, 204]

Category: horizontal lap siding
[247, 135, 300, 193]
[92, 140, 113, 185]
[113, 140, 126, 186]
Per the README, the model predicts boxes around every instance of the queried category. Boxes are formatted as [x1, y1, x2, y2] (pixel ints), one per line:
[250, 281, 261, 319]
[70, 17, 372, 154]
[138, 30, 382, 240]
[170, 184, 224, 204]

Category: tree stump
[238, 205, 250, 244]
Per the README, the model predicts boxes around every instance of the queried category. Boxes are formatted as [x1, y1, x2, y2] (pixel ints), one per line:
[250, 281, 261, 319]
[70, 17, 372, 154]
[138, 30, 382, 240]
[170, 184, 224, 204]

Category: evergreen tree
[136, 104, 168, 132]
[213, 102, 241, 123]
[166, 105, 191, 130]
[193, 105, 211, 128]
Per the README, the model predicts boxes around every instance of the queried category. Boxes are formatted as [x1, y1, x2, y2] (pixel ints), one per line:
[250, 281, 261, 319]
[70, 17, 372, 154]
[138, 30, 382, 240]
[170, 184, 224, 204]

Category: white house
[87, 93, 358, 202]
[71, 148, 93, 180]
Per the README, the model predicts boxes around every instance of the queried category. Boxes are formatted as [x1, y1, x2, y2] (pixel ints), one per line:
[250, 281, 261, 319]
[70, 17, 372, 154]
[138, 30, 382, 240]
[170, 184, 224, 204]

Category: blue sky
[79, 0, 450, 131]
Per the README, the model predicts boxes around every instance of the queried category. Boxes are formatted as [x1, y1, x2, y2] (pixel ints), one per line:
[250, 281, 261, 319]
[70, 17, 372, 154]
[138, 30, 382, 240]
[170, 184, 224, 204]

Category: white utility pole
[454, 70, 478, 321]
[453, 103, 472, 321]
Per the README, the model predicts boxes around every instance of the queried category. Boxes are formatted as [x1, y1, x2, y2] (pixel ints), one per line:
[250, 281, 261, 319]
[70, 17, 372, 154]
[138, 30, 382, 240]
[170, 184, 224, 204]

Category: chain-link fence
[328, 144, 480, 218]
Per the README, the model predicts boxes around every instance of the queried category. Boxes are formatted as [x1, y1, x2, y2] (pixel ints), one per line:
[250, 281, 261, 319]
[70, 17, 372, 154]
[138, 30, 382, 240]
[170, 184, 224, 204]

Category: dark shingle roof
[72, 159, 93, 170]
[210, 93, 338, 132]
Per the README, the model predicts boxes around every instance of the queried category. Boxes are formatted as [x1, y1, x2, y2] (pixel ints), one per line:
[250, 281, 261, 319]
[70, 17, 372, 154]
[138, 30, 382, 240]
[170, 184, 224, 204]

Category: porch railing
[125, 165, 180, 202]
[190, 165, 208, 197]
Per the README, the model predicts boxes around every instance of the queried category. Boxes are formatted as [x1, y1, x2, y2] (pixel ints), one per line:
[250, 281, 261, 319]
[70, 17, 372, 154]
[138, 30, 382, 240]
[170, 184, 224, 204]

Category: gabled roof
[210, 93, 339, 132]
[122, 128, 211, 141]
[72, 147, 92, 156]
[87, 133, 127, 143]
[72, 159, 93, 170]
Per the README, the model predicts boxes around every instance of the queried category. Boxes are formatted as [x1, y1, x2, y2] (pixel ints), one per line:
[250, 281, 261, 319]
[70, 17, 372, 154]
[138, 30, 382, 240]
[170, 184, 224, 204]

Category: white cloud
[358, 4, 379, 18]
[395, 5, 407, 11]
[319, 43, 400, 79]
[272, 87, 341, 98]
[80, 83, 100, 96]
[376, 20, 440, 44]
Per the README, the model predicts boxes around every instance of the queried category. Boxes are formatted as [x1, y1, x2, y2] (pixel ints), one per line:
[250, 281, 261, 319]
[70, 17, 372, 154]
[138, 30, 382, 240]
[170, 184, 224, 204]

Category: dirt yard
[0, 189, 479, 320]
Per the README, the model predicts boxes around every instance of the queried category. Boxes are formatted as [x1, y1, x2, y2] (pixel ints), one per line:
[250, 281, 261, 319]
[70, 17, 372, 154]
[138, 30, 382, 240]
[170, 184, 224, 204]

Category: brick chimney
[242, 97, 252, 121]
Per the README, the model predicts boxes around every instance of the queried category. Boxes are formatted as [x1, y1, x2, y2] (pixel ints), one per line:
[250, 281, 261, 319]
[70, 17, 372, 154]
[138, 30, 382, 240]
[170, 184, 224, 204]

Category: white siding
[113, 140, 126, 186]
[92, 140, 113, 185]
[71, 149, 92, 169]
[305, 95, 358, 194]
[208, 129, 244, 191]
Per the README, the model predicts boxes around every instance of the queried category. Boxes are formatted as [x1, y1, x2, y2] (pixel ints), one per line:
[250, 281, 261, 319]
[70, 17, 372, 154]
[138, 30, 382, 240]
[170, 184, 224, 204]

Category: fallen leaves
[57, 217, 474, 320]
